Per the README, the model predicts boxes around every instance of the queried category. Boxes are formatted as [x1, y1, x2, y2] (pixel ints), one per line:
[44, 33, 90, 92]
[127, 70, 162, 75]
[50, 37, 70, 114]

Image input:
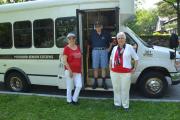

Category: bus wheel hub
[10, 77, 23, 91]
[146, 78, 162, 94]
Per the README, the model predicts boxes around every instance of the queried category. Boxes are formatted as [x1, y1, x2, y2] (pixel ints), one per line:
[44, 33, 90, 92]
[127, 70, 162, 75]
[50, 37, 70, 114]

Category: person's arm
[109, 47, 114, 70]
[109, 59, 112, 70]
[107, 42, 113, 52]
[131, 60, 138, 73]
[63, 55, 73, 78]
[107, 33, 113, 52]
[130, 45, 139, 73]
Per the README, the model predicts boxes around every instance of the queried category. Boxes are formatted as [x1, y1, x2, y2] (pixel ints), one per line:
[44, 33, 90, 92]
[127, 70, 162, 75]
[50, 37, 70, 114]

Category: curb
[0, 91, 180, 103]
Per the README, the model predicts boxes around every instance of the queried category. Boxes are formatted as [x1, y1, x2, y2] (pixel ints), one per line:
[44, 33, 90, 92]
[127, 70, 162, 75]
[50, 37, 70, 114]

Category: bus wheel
[139, 72, 168, 98]
[5, 72, 30, 92]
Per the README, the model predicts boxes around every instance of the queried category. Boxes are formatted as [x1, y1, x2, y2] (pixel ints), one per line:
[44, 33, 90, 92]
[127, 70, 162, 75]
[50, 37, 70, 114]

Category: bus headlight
[175, 61, 180, 72]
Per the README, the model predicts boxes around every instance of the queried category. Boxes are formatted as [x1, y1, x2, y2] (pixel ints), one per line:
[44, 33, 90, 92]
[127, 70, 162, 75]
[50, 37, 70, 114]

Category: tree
[157, 1, 176, 18]
[161, 0, 180, 35]
[0, 0, 5, 4]
[135, 0, 144, 9]
[126, 9, 158, 35]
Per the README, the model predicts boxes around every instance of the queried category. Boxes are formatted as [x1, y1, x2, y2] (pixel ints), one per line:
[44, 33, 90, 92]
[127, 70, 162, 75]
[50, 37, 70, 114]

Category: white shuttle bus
[0, 0, 180, 98]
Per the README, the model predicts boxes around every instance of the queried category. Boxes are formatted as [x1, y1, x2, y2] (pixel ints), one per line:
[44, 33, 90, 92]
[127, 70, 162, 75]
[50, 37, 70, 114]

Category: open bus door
[76, 9, 86, 88]
[76, 7, 120, 90]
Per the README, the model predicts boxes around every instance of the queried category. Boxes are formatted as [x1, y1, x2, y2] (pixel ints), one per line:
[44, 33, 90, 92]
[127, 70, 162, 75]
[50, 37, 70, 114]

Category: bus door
[76, 9, 86, 88]
[76, 8, 120, 89]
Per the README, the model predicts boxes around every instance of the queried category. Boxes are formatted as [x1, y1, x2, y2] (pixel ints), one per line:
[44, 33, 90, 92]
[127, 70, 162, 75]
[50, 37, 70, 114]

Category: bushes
[140, 35, 170, 47]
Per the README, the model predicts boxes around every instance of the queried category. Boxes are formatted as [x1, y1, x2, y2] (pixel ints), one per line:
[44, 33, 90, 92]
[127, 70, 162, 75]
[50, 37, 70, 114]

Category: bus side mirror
[169, 33, 179, 49]
[170, 51, 175, 59]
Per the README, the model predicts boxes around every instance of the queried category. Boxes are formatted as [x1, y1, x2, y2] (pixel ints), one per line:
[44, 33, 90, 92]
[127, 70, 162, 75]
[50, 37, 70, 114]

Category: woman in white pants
[63, 32, 82, 105]
[109, 32, 139, 111]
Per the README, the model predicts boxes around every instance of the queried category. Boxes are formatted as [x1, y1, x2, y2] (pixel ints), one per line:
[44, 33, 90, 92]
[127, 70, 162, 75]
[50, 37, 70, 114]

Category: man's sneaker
[102, 82, 108, 90]
[92, 81, 98, 89]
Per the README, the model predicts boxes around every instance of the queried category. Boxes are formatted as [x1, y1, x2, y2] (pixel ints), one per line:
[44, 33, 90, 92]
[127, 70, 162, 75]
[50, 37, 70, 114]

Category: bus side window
[14, 21, 32, 48]
[125, 33, 138, 51]
[0, 22, 12, 49]
[55, 17, 77, 48]
[34, 19, 54, 48]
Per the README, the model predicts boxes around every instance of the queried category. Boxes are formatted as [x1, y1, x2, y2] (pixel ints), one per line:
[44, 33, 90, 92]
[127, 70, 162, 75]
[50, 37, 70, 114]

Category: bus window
[33, 19, 54, 48]
[55, 17, 76, 48]
[0, 22, 12, 48]
[14, 21, 32, 48]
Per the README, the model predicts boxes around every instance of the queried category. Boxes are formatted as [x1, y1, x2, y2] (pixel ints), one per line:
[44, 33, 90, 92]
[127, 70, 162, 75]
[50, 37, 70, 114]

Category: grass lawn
[0, 94, 180, 120]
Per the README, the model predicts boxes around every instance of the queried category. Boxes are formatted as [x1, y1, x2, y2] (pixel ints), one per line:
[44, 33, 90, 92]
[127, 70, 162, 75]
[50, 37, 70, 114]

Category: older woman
[109, 32, 139, 111]
[63, 32, 82, 105]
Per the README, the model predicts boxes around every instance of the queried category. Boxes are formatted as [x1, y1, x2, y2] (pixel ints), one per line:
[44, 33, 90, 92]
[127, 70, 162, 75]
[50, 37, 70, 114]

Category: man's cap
[67, 32, 76, 38]
[94, 21, 102, 27]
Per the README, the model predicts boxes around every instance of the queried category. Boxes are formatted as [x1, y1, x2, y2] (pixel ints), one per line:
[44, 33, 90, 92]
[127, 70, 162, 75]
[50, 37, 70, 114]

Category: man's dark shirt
[90, 30, 111, 48]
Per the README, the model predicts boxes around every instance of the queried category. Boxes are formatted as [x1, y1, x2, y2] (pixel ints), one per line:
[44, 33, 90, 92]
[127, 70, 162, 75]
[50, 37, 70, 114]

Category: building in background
[155, 16, 177, 34]
[163, 17, 177, 34]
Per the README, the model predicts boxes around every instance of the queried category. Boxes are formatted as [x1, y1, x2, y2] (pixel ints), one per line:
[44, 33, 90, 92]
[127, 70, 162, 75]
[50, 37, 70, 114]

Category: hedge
[140, 35, 170, 47]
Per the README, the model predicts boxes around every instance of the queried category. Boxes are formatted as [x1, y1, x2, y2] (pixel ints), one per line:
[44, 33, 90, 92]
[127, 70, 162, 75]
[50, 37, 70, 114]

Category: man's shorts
[92, 49, 108, 69]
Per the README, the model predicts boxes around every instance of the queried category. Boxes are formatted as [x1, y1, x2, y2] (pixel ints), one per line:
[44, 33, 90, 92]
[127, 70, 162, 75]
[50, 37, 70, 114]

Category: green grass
[0, 94, 180, 120]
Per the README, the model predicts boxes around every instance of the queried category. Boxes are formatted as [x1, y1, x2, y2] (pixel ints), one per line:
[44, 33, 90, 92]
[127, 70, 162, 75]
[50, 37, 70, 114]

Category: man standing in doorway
[90, 21, 112, 89]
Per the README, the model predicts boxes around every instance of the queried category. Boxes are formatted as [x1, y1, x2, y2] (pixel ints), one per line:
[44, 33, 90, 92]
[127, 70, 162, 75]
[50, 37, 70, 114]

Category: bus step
[85, 87, 113, 91]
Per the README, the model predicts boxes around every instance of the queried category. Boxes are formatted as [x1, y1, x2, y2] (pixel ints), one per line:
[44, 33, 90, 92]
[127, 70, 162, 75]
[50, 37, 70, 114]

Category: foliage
[163, 0, 178, 9]
[134, 0, 144, 9]
[161, 0, 180, 35]
[0, 0, 5, 4]
[152, 31, 170, 36]
[164, 22, 177, 29]
[140, 35, 170, 47]
[157, 1, 176, 18]
[125, 9, 158, 36]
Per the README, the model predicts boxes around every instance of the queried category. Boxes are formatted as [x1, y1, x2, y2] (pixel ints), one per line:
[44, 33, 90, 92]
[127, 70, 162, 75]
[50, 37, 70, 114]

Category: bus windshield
[126, 27, 153, 48]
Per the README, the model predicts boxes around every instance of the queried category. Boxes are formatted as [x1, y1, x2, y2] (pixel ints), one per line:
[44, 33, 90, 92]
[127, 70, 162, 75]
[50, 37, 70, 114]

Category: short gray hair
[116, 32, 126, 39]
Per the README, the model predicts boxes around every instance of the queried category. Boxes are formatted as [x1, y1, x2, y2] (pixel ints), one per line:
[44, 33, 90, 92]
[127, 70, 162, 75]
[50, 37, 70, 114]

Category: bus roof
[0, 0, 118, 13]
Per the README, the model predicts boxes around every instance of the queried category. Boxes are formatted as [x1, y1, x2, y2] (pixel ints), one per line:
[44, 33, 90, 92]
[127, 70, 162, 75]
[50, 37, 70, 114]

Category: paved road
[0, 82, 180, 101]
[131, 84, 180, 101]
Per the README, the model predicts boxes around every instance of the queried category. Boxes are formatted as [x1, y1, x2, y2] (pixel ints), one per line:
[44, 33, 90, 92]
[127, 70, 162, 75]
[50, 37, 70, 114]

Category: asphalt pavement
[0, 82, 180, 102]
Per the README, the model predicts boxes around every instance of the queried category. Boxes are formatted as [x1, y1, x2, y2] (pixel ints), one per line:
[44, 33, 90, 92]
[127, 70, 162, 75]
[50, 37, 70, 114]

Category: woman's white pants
[110, 71, 131, 108]
[65, 70, 82, 103]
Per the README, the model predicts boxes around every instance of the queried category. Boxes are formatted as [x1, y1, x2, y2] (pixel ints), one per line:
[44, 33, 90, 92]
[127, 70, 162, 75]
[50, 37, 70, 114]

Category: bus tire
[139, 71, 168, 98]
[5, 72, 30, 92]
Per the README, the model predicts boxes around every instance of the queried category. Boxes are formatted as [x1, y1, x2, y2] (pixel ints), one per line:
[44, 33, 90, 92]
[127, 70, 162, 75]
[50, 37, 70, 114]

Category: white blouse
[110, 44, 139, 69]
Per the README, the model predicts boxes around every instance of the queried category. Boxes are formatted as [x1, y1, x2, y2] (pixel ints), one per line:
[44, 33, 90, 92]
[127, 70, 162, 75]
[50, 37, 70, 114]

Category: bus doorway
[77, 8, 119, 90]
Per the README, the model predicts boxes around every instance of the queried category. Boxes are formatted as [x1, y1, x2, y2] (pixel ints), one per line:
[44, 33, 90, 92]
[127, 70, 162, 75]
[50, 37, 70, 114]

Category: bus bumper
[170, 72, 180, 85]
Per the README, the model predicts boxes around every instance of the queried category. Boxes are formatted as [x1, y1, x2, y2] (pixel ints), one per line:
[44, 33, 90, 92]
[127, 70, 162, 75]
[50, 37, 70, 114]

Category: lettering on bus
[0, 54, 59, 60]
